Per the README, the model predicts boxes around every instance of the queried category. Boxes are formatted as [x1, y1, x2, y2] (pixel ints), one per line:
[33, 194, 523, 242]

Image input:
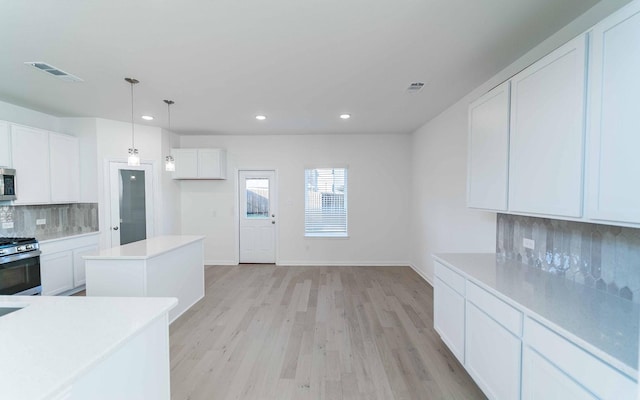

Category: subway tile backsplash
[0, 203, 98, 241]
[497, 213, 640, 303]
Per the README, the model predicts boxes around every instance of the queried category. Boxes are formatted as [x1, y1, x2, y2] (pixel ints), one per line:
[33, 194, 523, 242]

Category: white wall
[409, 0, 634, 283]
[94, 118, 181, 249]
[0, 100, 58, 131]
[179, 134, 412, 265]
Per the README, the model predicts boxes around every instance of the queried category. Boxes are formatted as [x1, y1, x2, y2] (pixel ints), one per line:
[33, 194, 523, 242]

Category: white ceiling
[0, 0, 599, 135]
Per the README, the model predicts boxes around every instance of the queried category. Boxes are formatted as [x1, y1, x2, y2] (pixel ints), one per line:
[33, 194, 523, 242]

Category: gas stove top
[0, 237, 37, 247]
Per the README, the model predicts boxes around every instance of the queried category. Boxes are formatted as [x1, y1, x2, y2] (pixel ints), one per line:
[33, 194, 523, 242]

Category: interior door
[109, 162, 154, 247]
[239, 170, 276, 263]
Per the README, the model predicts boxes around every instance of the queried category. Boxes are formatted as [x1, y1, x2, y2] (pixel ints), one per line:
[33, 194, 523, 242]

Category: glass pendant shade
[165, 155, 175, 171]
[128, 148, 140, 166]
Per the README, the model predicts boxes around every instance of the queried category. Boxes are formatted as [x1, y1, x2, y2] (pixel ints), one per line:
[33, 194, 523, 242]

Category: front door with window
[239, 170, 276, 263]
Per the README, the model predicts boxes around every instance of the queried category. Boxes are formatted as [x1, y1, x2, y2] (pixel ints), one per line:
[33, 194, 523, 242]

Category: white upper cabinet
[586, 2, 640, 224]
[172, 148, 227, 180]
[172, 148, 198, 179]
[197, 149, 227, 179]
[467, 81, 510, 211]
[49, 132, 80, 203]
[0, 121, 11, 167]
[508, 35, 587, 218]
[11, 125, 51, 204]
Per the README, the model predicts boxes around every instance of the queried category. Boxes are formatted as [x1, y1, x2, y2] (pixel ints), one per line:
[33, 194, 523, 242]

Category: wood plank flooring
[170, 265, 486, 400]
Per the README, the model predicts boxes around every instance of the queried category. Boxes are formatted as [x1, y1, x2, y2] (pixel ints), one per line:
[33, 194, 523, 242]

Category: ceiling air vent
[406, 82, 425, 93]
[24, 62, 83, 82]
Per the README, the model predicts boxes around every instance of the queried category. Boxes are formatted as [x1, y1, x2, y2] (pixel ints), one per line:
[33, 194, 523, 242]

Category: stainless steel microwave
[0, 168, 16, 201]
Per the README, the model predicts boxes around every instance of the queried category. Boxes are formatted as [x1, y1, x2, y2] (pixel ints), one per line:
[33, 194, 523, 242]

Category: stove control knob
[16, 246, 25, 252]
[0, 249, 5, 255]
[25, 244, 34, 250]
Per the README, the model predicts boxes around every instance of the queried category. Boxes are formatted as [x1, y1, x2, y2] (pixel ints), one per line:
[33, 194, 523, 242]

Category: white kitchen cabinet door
[73, 244, 99, 287]
[465, 302, 521, 400]
[197, 148, 227, 179]
[508, 35, 587, 218]
[467, 81, 510, 211]
[41, 251, 74, 296]
[586, 2, 640, 224]
[11, 124, 51, 204]
[434, 277, 465, 364]
[172, 148, 198, 179]
[49, 132, 80, 203]
[0, 121, 11, 167]
[522, 346, 596, 400]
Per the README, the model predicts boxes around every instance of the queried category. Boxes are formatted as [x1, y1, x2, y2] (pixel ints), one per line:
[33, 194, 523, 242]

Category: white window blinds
[304, 168, 348, 237]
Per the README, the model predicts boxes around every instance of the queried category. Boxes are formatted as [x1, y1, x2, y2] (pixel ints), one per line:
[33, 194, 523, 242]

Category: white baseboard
[409, 263, 433, 287]
[204, 260, 238, 266]
[276, 260, 410, 267]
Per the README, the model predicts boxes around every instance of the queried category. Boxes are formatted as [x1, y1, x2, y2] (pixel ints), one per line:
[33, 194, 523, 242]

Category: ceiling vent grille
[24, 62, 83, 82]
[406, 82, 425, 93]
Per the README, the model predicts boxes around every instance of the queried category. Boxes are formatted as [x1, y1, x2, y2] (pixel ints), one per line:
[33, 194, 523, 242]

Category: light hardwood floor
[169, 265, 485, 400]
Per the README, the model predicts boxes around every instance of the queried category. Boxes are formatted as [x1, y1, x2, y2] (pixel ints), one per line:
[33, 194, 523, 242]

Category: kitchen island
[84, 235, 205, 323]
[0, 295, 176, 400]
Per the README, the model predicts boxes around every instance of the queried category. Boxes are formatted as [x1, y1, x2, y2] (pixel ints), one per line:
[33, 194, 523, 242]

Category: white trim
[276, 260, 410, 267]
[204, 260, 238, 266]
[409, 263, 434, 287]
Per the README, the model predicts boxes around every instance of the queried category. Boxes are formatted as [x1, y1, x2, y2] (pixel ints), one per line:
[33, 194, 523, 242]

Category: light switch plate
[36, 219, 46, 225]
[2, 222, 14, 229]
[523, 238, 535, 250]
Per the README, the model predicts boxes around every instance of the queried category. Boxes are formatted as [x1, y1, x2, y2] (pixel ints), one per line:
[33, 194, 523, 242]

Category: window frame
[304, 167, 348, 238]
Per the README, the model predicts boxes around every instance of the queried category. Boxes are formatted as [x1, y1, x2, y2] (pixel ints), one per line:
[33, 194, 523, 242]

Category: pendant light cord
[130, 80, 135, 149]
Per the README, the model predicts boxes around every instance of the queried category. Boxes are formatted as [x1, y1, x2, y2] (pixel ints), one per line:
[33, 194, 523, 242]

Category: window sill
[304, 234, 350, 239]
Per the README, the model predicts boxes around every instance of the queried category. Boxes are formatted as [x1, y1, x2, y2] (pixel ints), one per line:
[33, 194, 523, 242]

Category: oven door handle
[0, 250, 41, 266]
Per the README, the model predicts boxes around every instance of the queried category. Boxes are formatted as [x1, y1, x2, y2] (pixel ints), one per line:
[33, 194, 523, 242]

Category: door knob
[112, 226, 119, 231]
[272, 221, 275, 224]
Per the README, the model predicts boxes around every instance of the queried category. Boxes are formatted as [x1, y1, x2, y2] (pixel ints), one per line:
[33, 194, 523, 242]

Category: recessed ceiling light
[340, 114, 351, 120]
[256, 115, 267, 121]
[141, 115, 154, 121]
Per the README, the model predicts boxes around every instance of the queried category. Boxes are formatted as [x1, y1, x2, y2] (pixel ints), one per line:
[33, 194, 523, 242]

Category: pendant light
[164, 99, 176, 172]
[125, 77, 141, 166]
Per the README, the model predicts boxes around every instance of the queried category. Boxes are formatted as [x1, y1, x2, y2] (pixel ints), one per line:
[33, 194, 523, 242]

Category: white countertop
[83, 235, 204, 260]
[434, 253, 639, 377]
[0, 295, 176, 400]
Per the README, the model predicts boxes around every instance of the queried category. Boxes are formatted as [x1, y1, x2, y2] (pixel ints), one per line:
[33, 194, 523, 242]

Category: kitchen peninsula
[0, 295, 176, 400]
[84, 235, 205, 323]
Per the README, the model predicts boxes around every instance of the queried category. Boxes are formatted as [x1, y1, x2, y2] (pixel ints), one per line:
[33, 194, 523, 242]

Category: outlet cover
[36, 219, 46, 225]
[2, 222, 14, 229]
[523, 238, 535, 250]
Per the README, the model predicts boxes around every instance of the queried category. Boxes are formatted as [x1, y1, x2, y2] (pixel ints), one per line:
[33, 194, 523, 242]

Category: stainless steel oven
[0, 238, 41, 295]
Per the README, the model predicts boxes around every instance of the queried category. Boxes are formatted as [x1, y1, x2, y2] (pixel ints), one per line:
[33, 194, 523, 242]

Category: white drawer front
[525, 317, 636, 400]
[434, 261, 465, 295]
[466, 281, 522, 336]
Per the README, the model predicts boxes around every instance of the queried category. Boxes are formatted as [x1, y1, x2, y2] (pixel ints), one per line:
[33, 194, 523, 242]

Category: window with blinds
[304, 168, 348, 237]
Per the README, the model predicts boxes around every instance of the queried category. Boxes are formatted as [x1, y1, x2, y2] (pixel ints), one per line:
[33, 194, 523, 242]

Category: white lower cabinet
[40, 234, 99, 295]
[41, 251, 74, 296]
[432, 258, 637, 400]
[72, 244, 99, 287]
[465, 302, 522, 400]
[523, 317, 636, 400]
[522, 347, 596, 400]
[434, 277, 465, 363]
[434, 261, 466, 364]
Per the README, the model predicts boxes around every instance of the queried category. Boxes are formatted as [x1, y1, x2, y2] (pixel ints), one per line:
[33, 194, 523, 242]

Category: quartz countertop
[434, 253, 639, 377]
[0, 295, 177, 400]
[83, 235, 204, 260]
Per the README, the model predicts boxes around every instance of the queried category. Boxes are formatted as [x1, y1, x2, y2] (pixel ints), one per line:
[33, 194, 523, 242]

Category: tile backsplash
[497, 214, 640, 303]
[0, 203, 99, 240]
